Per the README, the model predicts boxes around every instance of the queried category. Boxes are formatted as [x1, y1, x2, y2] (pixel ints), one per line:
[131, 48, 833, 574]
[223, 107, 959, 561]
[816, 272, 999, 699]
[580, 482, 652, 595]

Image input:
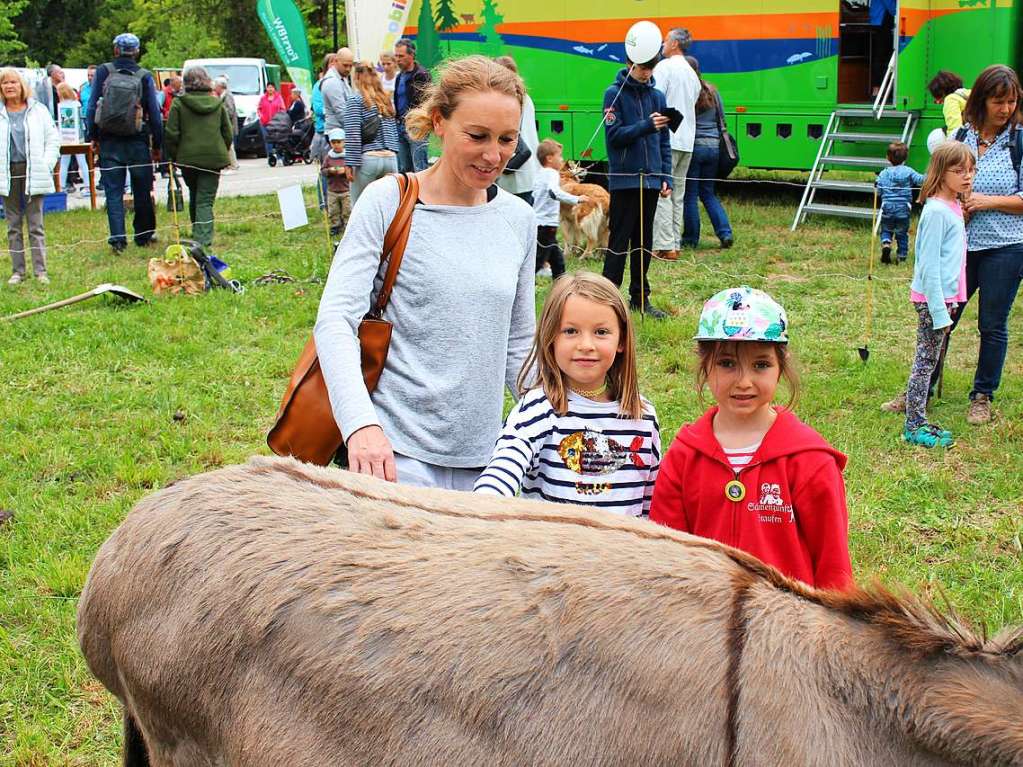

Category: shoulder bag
[715, 91, 740, 180]
[267, 172, 420, 466]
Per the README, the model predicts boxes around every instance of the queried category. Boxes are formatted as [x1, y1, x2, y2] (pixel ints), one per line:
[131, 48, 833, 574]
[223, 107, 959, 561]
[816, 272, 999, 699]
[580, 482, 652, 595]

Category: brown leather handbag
[267, 172, 420, 465]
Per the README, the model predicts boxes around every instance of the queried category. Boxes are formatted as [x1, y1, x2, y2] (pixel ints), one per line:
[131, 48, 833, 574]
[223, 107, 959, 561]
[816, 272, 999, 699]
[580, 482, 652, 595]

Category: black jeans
[536, 225, 565, 277]
[603, 187, 659, 305]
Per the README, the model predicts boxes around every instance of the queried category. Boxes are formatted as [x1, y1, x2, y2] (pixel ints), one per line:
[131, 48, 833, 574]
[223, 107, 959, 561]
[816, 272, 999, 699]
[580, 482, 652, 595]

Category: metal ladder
[792, 55, 918, 230]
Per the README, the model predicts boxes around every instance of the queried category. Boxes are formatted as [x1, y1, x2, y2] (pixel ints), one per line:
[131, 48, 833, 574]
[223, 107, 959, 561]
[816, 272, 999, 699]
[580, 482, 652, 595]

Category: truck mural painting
[392, 0, 1018, 170]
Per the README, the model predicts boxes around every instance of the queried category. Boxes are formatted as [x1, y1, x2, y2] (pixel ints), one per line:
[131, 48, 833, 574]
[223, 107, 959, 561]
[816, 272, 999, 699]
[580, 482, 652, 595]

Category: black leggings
[536, 225, 565, 277]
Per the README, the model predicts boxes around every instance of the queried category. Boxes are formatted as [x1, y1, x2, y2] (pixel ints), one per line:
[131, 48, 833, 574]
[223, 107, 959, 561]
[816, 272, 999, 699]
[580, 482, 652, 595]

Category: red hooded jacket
[650, 407, 852, 590]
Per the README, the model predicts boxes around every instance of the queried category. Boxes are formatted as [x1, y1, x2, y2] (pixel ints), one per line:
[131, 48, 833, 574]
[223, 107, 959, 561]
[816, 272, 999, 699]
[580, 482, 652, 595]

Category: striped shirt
[722, 441, 761, 471]
[343, 93, 401, 168]
[473, 388, 661, 516]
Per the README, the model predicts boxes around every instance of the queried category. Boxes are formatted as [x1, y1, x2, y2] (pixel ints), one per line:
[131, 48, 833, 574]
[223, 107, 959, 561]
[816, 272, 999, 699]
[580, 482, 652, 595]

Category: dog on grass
[559, 162, 609, 260]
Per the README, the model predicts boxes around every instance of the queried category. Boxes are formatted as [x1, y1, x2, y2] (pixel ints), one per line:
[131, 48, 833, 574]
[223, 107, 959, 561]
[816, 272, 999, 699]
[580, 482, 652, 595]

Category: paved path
[66, 158, 319, 211]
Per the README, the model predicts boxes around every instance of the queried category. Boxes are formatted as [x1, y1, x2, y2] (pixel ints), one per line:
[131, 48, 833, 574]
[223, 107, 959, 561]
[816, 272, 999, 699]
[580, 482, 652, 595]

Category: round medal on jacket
[725, 479, 746, 502]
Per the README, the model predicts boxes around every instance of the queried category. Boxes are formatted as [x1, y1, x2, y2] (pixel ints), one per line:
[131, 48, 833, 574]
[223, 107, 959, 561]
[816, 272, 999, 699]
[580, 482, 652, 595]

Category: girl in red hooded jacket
[649, 287, 852, 590]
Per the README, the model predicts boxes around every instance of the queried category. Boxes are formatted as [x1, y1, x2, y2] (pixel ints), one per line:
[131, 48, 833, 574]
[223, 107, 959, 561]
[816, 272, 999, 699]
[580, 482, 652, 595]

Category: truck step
[830, 131, 904, 143]
[810, 180, 877, 194]
[834, 108, 914, 118]
[822, 155, 890, 168]
[802, 203, 876, 220]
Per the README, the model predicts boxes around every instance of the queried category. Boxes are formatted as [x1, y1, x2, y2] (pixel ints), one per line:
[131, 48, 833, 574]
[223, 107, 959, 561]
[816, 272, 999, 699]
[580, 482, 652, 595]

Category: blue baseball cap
[113, 33, 140, 53]
[327, 128, 346, 141]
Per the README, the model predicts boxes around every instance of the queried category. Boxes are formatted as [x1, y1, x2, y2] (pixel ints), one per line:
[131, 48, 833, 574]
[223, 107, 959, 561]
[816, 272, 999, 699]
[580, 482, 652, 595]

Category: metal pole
[332, 0, 339, 51]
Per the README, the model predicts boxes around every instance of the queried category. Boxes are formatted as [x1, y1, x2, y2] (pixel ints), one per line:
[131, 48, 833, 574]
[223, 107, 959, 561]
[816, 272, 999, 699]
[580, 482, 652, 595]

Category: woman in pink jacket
[257, 83, 286, 162]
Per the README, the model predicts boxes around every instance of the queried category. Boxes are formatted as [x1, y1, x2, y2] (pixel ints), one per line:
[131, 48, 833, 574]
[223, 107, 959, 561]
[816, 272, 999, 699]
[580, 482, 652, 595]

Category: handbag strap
[714, 90, 728, 135]
[370, 172, 420, 317]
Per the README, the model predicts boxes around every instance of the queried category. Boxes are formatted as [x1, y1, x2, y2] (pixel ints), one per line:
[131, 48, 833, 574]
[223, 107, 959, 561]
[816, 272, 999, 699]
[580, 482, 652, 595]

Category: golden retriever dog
[558, 162, 609, 260]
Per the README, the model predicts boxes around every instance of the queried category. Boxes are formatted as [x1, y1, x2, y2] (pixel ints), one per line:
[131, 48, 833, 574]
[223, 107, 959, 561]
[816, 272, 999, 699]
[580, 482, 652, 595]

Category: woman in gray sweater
[314, 56, 536, 489]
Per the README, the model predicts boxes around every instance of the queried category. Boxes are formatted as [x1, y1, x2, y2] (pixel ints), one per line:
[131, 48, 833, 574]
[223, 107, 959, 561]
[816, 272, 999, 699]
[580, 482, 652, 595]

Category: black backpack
[954, 125, 1023, 176]
[96, 63, 148, 136]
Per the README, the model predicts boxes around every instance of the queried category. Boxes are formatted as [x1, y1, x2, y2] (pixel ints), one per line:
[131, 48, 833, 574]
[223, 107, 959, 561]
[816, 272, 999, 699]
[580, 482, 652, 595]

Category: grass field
[2, 180, 1022, 763]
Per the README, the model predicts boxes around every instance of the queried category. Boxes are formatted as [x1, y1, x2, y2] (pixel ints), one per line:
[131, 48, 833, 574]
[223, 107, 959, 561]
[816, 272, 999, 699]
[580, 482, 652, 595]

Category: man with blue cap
[85, 32, 163, 253]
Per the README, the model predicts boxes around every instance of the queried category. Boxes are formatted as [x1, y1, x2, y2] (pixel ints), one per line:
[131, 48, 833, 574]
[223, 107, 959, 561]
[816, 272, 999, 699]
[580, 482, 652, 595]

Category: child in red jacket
[649, 287, 853, 590]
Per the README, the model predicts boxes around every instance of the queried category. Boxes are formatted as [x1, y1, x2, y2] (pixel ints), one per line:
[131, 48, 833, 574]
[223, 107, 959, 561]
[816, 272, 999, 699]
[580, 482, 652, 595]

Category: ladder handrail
[792, 111, 837, 230]
[873, 51, 897, 119]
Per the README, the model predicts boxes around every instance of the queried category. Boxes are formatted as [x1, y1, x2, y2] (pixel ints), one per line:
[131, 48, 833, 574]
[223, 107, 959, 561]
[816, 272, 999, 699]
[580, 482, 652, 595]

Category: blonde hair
[517, 272, 643, 420]
[918, 141, 976, 203]
[405, 55, 524, 141]
[537, 138, 563, 167]
[353, 61, 395, 117]
[56, 82, 77, 101]
[0, 68, 33, 104]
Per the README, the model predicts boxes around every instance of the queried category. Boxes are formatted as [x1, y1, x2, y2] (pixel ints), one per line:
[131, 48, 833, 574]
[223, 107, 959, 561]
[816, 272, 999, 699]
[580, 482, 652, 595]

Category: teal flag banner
[256, 0, 314, 96]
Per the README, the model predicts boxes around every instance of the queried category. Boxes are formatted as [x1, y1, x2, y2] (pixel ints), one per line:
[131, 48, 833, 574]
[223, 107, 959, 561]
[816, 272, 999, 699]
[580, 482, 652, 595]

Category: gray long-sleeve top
[314, 176, 537, 467]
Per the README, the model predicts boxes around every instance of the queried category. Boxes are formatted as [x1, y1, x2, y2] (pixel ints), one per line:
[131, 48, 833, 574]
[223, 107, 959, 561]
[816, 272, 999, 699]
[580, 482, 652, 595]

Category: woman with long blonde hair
[315, 55, 536, 489]
[343, 61, 400, 201]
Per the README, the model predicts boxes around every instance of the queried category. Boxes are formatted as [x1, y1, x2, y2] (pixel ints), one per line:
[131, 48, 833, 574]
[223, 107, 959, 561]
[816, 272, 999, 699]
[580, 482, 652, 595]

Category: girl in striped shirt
[474, 272, 660, 516]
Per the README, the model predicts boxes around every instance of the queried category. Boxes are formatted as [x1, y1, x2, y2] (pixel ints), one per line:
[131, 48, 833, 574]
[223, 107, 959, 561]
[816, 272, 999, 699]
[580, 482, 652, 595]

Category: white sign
[277, 185, 309, 231]
[346, 0, 413, 61]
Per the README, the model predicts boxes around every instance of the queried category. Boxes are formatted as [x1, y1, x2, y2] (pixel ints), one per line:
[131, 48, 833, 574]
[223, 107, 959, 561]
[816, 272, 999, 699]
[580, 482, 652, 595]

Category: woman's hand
[346, 425, 397, 482]
[962, 193, 995, 214]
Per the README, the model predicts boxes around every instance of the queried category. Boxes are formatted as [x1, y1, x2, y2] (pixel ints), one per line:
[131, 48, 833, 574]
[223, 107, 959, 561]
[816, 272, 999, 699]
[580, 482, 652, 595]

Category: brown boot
[659, 250, 679, 261]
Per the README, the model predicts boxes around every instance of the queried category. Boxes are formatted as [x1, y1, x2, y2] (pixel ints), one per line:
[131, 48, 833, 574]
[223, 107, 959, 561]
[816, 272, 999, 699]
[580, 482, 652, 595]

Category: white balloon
[927, 127, 948, 154]
[624, 20, 663, 65]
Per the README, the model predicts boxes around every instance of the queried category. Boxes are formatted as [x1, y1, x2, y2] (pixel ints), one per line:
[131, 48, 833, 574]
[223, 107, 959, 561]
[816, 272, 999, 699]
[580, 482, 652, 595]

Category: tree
[434, 0, 458, 58]
[11, 0, 93, 67]
[415, 0, 440, 69]
[477, 0, 504, 56]
[0, 0, 29, 63]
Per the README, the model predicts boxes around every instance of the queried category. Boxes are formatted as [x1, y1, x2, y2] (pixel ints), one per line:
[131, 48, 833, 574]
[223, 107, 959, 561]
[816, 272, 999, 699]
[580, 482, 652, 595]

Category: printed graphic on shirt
[747, 482, 794, 524]
[558, 430, 645, 495]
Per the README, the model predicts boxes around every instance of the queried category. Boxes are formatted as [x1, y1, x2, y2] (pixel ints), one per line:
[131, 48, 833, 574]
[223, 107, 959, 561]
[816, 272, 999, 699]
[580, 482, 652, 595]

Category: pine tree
[415, 0, 441, 69]
[477, 0, 504, 56]
[434, 0, 458, 58]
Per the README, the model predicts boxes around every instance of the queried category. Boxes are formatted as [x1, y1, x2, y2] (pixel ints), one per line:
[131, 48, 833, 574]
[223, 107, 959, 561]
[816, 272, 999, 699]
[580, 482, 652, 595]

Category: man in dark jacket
[393, 38, 432, 172]
[601, 57, 673, 319]
[86, 32, 163, 252]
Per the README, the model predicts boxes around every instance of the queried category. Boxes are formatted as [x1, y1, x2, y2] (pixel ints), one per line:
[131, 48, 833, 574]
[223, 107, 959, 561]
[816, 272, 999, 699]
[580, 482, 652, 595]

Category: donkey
[78, 456, 1023, 767]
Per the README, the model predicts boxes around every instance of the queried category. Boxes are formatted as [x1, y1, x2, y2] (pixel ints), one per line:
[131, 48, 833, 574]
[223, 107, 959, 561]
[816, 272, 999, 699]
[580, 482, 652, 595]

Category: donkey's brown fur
[78, 456, 1023, 767]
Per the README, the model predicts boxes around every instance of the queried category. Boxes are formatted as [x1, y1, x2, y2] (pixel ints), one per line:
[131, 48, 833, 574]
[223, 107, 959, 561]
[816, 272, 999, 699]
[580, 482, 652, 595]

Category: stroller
[267, 113, 315, 167]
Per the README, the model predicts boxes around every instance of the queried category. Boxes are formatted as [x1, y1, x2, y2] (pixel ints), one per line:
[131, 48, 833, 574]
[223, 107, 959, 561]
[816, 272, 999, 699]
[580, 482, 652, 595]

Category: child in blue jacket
[876, 141, 925, 264]
[600, 56, 673, 319]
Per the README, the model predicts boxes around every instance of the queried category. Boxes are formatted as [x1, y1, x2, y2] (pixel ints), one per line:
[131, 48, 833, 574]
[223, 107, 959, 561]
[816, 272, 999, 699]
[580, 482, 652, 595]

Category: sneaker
[78, 187, 91, 197]
[903, 424, 955, 448]
[881, 241, 892, 264]
[111, 242, 127, 254]
[880, 392, 906, 413]
[536, 266, 553, 279]
[966, 394, 992, 425]
[630, 302, 668, 320]
[7, 273, 23, 285]
[36, 273, 49, 285]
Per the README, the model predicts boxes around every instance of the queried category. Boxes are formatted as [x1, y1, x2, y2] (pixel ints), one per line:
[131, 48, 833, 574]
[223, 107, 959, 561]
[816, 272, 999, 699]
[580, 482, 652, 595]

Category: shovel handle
[1, 290, 99, 321]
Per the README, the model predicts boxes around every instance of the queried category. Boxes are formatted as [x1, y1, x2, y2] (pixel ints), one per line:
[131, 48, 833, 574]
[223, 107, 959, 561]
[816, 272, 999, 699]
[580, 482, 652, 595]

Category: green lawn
[2, 183, 1022, 763]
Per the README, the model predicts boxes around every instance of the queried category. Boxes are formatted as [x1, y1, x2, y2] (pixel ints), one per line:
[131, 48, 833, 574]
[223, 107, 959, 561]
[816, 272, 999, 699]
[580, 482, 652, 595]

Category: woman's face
[266, 84, 276, 97]
[1, 75, 23, 104]
[984, 89, 1018, 129]
[381, 58, 396, 76]
[433, 90, 521, 190]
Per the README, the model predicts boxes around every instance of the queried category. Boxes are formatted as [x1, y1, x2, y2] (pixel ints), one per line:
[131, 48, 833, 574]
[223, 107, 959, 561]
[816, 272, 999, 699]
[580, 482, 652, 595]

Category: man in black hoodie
[600, 56, 673, 319]
[86, 32, 163, 253]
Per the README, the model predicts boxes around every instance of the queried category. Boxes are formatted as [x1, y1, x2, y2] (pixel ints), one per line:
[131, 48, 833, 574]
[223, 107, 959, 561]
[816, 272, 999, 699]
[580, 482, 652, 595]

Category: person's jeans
[681, 143, 733, 246]
[59, 153, 91, 190]
[179, 166, 221, 248]
[397, 123, 428, 172]
[350, 154, 399, 204]
[2, 163, 47, 277]
[98, 137, 156, 247]
[653, 148, 692, 250]
[930, 243, 1023, 400]
[880, 214, 910, 259]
